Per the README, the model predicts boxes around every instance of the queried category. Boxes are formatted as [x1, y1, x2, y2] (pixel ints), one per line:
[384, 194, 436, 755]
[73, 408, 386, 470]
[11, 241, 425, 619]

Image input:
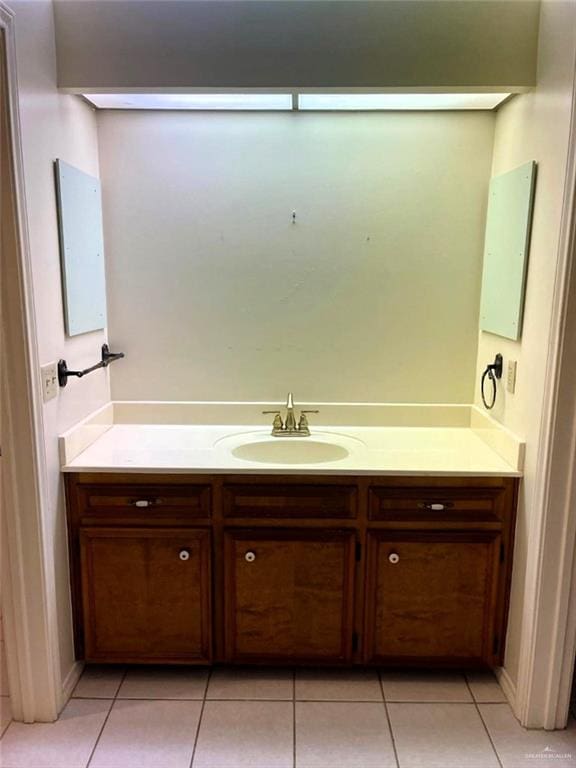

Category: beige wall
[474, 0, 576, 691]
[98, 110, 495, 402]
[53, 0, 539, 90]
[8, 0, 110, 690]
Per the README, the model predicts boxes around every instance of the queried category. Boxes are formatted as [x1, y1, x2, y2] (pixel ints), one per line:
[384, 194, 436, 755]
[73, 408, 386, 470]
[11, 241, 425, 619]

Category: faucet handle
[298, 410, 319, 432]
[263, 411, 284, 431]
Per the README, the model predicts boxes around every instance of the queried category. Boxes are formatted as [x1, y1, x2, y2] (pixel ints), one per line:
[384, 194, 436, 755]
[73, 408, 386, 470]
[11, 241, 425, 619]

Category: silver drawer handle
[245, 551, 256, 563]
[179, 549, 190, 561]
[417, 502, 453, 511]
[131, 499, 161, 508]
[388, 553, 400, 564]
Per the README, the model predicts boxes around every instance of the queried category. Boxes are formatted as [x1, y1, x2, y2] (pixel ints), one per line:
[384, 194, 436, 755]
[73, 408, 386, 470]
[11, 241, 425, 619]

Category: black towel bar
[58, 344, 125, 387]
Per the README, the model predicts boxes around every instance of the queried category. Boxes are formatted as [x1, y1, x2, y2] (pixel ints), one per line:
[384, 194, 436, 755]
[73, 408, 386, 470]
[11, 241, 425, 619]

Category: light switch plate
[507, 360, 517, 394]
[41, 362, 58, 402]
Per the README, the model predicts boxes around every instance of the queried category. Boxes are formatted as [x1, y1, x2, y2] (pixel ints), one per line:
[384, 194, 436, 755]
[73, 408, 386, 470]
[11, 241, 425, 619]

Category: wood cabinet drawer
[76, 483, 211, 521]
[369, 482, 512, 524]
[223, 483, 357, 519]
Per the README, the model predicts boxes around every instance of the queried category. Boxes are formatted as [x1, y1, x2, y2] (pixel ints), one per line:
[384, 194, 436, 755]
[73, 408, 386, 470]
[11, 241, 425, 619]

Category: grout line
[75, 694, 488, 703]
[204, 696, 294, 702]
[385, 699, 477, 704]
[293, 697, 385, 703]
[107, 696, 294, 702]
[71, 696, 118, 703]
[114, 696, 219, 701]
[86, 667, 127, 768]
[292, 668, 296, 768]
[464, 675, 504, 768]
[74, 696, 418, 704]
[189, 666, 212, 768]
[378, 670, 401, 768]
[79, 695, 410, 702]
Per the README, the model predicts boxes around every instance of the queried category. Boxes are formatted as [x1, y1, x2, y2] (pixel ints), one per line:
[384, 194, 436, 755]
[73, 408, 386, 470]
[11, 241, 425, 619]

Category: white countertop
[61, 423, 521, 476]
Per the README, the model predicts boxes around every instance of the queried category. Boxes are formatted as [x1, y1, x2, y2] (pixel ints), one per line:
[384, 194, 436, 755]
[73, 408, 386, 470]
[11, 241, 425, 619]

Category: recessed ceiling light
[83, 94, 293, 110]
[297, 93, 511, 111]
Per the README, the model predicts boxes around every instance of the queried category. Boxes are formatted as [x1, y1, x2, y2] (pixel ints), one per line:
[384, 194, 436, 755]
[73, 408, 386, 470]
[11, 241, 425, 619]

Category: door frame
[513, 59, 576, 729]
[0, 0, 576, 730]
[0, 2, 62, 721]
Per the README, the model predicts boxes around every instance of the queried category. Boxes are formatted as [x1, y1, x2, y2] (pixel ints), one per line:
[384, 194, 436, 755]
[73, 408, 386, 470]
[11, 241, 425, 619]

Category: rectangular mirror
[479, 160, 536, 340]
[55, 159, 107, 336]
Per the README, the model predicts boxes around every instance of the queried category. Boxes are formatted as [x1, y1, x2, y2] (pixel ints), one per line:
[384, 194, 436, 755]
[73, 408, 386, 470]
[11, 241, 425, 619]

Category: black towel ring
[481, 354, 503, 410]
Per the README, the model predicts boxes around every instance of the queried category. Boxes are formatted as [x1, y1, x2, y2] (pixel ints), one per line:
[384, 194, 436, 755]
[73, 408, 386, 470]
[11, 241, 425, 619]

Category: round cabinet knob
[179, 549, 190, 561]
[388, 553, 400, 564]
[245, 551, 256, 563]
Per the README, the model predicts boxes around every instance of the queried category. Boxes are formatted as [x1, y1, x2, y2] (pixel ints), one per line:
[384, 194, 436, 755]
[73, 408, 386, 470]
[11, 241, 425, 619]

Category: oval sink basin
[232, 439, 349, 465]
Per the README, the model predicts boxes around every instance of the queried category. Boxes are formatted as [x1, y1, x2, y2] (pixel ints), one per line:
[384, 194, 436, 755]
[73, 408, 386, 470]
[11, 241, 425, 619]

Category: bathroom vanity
[62, 403, 522, 670]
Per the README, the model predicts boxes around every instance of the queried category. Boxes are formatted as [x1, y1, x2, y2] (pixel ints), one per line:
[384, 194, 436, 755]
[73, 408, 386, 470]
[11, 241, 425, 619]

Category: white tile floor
[1, 666, 575, 768]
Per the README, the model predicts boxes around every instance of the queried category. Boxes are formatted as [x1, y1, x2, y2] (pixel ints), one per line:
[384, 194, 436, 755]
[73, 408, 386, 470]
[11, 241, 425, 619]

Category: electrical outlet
[507, 360, 517, 394]
[40, 362, 58, 402]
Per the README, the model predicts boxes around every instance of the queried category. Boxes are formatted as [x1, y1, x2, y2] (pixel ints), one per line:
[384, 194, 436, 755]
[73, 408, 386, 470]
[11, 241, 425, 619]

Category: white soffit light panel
[297, 93, 511, 110]
[83, 94, 294, 110]
[83, 93, 512, 111]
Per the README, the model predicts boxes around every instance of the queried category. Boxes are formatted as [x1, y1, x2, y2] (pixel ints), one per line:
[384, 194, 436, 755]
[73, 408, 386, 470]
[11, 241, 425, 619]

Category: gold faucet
[263, 393, 319, 437]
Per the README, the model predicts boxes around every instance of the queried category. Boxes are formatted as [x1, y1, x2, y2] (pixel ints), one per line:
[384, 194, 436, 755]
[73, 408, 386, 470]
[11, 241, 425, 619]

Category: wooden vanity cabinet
[65, 473, 518, 668]
[363, 478, 517, 667]
[65, 475, 214, 663]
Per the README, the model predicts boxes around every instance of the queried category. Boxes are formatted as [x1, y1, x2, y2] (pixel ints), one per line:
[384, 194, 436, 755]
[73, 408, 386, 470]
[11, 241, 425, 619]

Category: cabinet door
[80, 527, 211, 662]
[364, 531, 500, 665]
[224, 529, 356, 663]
